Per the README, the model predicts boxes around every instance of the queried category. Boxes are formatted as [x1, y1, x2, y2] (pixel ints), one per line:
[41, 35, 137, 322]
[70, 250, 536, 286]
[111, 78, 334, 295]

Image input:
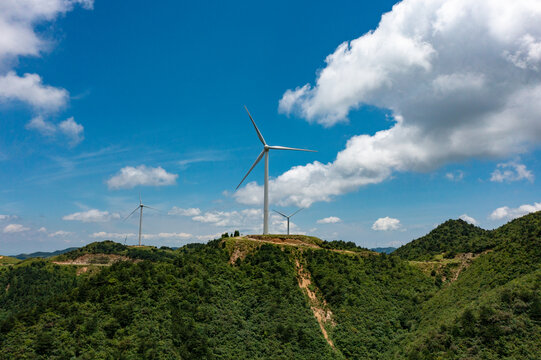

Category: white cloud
[0, 1, 93, 110]
[317, 216, 342, 224]
[58, 117, 84, 146]
[235, 0, 541, 207]
[142, 232, 192, 240]
[25, 116, 85, 146]
[195, 233, 224, 241]
[168, 207, 201, 216]
[91, 231, 192, 241]
[190, 208, 291, 234]
[3, 223, 29, 233]
[0, 214, 13, 221]
[91, 232, 135, 239]
[37, 227, 47, 233]
[490, 161, 534, 183]
[0, 72, 68, 110]
[445, 170, 464, 181]
[49, 230, 72, 237]
[107, 165, 178, 189]
[489, 202, 541, 220]
[372, 217, 401, 231]
[25, 115, 57, 136]
[192, 209, 262, 227]
[459, 214, 478, 225]
[63, 209, 121, 223]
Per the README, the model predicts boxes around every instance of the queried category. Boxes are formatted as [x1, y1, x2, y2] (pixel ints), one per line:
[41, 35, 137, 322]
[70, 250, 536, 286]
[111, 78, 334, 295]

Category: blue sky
[1, 0, 540, 254]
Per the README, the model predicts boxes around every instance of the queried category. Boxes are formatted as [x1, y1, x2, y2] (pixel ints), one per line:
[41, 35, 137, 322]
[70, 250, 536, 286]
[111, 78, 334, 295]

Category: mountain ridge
[0, 213, 539, 359]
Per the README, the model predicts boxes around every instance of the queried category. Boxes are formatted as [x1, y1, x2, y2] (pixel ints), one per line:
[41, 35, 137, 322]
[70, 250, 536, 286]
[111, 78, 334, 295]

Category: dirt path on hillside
[294, 258, 336, 349]
[245, 237, 321, 249]
[52, 254, 133, 266]
[244, 237, 374, 256]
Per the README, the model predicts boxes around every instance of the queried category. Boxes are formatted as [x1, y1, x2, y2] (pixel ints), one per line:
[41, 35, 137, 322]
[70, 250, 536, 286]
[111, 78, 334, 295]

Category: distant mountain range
[370, 247, 396, 254]
[11, 247, 79, 260]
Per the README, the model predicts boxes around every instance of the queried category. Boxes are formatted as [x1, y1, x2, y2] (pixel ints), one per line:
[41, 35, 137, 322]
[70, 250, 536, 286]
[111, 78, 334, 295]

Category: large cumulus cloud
[236, 0, 541, 207]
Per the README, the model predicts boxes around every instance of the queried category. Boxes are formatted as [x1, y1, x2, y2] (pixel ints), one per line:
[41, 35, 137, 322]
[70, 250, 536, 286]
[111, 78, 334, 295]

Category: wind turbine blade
[123, 206, 140, 221]
[267, 145, 316, 152]
[139, 192, 142, 205]
[289, 208, 303, 218]
[244, 106, 266, 145]
[272, 209, 287, 218]
[236, 150, 265, 190]
[143, 205, 161, 212]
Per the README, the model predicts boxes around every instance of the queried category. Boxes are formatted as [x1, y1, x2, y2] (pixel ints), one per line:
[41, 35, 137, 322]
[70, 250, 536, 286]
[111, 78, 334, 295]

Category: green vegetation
[0, 212, 539, 359]
[0, 241, 337, 359]
[397, 212, 541, 359]
[0, 256, 20, 266]
[304, 250, 435, 359]
[393, 219, 492, 260]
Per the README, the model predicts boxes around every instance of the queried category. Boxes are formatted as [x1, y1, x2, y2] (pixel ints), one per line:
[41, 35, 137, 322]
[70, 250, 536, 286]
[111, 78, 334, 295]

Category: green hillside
[0, 256, 20, 266]
[0, 213, 539, 359]
[398, 212, 541, 359]
[393, 219, 492, 260]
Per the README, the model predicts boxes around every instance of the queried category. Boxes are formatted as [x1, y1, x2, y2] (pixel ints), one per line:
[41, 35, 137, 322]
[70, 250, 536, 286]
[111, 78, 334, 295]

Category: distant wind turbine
[236, 106, 315, 234]
[124, 194, 159, 246]
[273, 208, 303, 235]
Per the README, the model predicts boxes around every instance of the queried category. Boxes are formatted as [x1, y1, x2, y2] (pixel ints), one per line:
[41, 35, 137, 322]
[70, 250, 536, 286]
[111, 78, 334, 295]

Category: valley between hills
[0, 212, 540, 359]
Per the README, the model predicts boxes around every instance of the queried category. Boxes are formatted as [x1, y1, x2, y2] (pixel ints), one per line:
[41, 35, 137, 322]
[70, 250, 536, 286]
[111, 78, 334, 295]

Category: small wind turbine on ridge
[236, 106, 316, 235]
[273, 208, 303, 235]
[124, 194, 159, 246]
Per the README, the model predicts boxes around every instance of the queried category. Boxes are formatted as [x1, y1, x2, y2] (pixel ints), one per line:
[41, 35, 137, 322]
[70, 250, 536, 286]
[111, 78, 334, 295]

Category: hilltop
[393, 219, 491, 260]
[0, 213, 539, 359]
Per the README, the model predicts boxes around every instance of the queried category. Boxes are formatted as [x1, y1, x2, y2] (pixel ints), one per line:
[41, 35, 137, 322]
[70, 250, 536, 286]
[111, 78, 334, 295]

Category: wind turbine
[273, 208, 303, 235]
[124, 194, 159, 246]
[236, 106, 315, 234]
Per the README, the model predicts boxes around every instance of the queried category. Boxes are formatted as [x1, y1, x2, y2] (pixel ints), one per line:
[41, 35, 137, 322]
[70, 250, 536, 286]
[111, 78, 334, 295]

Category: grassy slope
[0, 256, 20, 266]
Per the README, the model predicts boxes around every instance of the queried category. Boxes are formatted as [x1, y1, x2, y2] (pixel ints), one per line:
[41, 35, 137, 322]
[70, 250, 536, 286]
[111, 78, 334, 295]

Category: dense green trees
[0, 212, 539, 359]
[393, 219, 491, 260]
[0, 242, 336, 359]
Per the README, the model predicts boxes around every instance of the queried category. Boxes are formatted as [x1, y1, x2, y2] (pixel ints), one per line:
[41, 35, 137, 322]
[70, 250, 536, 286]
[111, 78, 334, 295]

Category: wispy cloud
[63, 209, 121, 223]
[49, 230, 73, 237]
[490, 161, 534, 183]
[317, 216, 341, 224]
[26, 116, 84, 147]
[168, 207, 201, 216]
[3, 223, 30, 233]
[445, 170, 464, 182]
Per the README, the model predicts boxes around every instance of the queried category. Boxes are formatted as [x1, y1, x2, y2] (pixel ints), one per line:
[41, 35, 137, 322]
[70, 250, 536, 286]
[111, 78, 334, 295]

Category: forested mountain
[392, 219, 491, 260]
[0, 213, 539, 359]
[12, 247, 79, 260]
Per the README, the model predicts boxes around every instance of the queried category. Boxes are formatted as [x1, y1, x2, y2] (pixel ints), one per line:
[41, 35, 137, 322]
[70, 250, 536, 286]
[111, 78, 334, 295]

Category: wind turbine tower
[236, 106, 315, 234]
[124, 194, 159, 246]
[273, 208, 303, 235]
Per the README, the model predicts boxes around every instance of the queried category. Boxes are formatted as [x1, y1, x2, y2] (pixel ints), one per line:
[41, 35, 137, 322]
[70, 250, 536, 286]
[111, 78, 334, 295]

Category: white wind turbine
[124, 194, 159, 246]
[273, 208, 303, 235]
[236, 106, 315, 234]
